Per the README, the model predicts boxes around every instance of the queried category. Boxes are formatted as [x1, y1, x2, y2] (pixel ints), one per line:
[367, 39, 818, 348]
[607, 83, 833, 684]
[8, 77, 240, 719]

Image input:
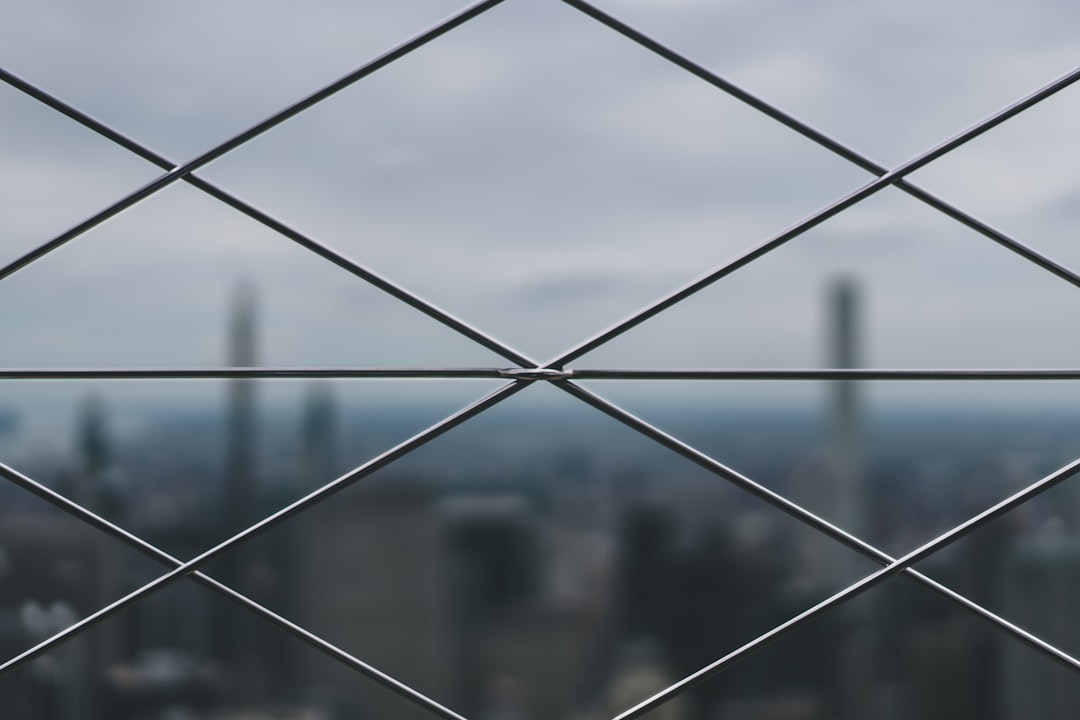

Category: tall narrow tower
[794, 280, 867, 597]
[827, 278, 875, 720]
[829, 276, 863, 551]
[218, 281, 263, 688]
[225, 280, 257, 530]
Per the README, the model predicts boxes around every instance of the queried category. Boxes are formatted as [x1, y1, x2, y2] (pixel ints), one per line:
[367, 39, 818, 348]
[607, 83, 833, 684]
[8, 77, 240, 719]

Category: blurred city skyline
[5, 2, 1080, 718]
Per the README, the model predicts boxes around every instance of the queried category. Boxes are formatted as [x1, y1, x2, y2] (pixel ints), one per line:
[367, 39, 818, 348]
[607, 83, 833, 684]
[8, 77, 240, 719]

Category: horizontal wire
[0, 64, 535, 369]
[0, 0, 508, 286]
[570, 368, 1080, 380]
[0, 463, 470, 720]
[557, 381, 1080, 719]
[0, 367, 508, 380]
[0, 380, 527, 685]
[0, 367, 1079, 380]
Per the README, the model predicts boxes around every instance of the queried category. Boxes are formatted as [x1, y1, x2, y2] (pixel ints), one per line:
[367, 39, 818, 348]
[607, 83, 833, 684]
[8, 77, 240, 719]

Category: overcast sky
[3, 0, 1080, 429]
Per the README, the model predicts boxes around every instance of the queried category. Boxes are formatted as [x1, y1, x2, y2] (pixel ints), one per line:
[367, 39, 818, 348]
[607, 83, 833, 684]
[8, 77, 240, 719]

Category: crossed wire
[3, 0, 1080, 718]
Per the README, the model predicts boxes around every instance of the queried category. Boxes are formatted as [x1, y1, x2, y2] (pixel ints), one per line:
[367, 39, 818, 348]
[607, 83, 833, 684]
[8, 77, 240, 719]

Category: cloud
[1, 0, 1079, 415]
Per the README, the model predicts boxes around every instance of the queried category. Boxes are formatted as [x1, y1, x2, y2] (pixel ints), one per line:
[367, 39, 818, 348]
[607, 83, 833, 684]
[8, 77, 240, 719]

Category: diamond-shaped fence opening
[4, 1, 1080, 718]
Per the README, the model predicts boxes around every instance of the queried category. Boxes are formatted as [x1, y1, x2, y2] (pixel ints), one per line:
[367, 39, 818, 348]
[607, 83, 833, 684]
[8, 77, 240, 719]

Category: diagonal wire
[604, 448, 1080, 720]
[534, 15, 1080, 706]
[550, 7, 1080, 367]
[561, 379, 1080, 718]
[0, 0, 508, 286]
[2, 0, 1078, 713]
[0, 379, 528, 683]
[556, 381, 1080, 680]
[0, 64, 535, 369]
[537, 9, 1080, 700]
[557, 0, 1080, 295]
[0, 463, 472, 720]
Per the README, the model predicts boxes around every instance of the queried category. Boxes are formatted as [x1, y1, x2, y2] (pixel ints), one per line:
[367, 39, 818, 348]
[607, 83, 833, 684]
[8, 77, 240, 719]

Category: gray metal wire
[0, 61, 536, 369]
[0, 0, 513, 290]
[604, 448, 1080, 720]
[559, 0, 1080, 295]
[545, 55, 1080, 367]
[1, 366, 1080, 380]
[0, 463, 472, 720]
[0, 380, 527, 719]
[557, 381, 1080, 688]
[2, 0, 1080, 718]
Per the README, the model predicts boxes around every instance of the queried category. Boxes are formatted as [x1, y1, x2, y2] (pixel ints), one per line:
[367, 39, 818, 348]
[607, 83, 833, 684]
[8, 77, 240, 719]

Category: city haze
[4, 1, 1080, 719]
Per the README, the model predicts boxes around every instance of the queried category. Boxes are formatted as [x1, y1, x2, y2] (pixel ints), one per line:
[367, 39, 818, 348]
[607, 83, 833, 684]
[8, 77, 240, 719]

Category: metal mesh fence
[3, 1, 1080, 718]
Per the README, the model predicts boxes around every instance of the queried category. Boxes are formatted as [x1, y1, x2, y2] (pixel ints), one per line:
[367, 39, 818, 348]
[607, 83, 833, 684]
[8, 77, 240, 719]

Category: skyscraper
[829, 277, 863, 563]
[217, 280, 262, 694]
[224, 280, 257, 532]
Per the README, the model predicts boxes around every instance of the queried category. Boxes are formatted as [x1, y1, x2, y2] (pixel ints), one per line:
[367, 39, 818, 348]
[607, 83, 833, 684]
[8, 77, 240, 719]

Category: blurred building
[6, 280, 1080, 720]
[999, 531, 1080, 720]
